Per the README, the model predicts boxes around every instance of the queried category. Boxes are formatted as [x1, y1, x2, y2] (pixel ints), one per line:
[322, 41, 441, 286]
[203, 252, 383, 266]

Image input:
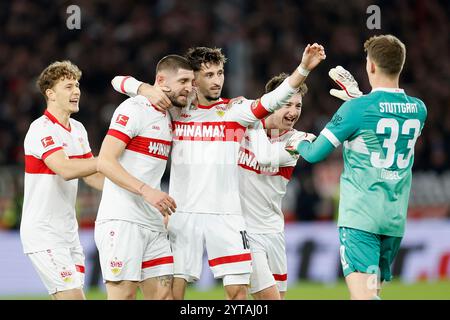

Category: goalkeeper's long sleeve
[297, 134, 335, 163]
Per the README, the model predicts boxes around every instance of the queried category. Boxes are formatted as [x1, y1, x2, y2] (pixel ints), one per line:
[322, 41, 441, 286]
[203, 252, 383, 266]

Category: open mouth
[284, 116, 296, 124]
[69, 98, 79, 105]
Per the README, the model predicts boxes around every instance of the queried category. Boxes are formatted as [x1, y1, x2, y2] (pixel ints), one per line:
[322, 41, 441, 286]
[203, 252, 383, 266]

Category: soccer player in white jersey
[21, 61, 104, 300]
[95, 55, 195, 300]
[237, 73, 313, 300]
[112, 44, 325, 299]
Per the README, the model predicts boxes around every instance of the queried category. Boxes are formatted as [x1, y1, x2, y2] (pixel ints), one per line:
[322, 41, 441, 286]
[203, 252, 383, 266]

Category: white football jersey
[21, 110, 93, 253]
[169, 97, 271, 215]
[96, 95, 172, 231]
[238, 126, 299, 233]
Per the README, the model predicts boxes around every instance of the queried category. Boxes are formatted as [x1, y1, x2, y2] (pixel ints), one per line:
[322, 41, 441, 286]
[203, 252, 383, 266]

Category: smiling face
[194, 62, 225, 102]
[266, 93, 303, 131]
[46, 77, 81, 114]
[37, 60, 82, 115]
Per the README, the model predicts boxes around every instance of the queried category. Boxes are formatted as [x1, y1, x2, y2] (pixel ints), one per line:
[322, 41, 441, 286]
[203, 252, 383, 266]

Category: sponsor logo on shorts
[60, 269, 74, 283]
[110, 258, 123, 276]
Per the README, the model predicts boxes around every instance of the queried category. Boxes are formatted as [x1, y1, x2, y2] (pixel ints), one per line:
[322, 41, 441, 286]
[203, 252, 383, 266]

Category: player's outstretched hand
[137, 83, 172, 111]
[329, 66, 363, 101]
[140, 184, 177, 217]
[285, 131, 317, 155]
[300, 43, 326, 72]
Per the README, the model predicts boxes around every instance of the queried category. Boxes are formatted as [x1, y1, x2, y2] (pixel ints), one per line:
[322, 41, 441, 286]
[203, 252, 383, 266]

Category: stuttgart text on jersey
[379, 102, 419, 114]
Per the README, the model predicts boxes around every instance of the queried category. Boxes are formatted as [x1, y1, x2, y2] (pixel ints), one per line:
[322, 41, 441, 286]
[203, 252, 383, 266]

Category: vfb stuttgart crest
[110, 257, 124, 275]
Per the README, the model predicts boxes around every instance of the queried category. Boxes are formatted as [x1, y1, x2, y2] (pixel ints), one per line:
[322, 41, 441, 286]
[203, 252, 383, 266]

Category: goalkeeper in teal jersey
[286, 35, 427, 300]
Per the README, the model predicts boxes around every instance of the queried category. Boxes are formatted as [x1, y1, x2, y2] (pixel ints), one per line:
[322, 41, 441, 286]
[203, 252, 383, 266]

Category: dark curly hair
[184, 47, 227, 71]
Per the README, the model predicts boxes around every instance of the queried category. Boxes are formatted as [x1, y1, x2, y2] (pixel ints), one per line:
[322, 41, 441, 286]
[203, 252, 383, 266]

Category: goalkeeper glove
[285, 131, 317, 155]
[329, 66, 363, 101]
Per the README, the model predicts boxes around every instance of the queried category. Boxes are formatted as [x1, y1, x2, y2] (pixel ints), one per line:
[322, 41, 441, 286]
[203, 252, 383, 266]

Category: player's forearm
[83, 172, 105, 191]
[249, 129, 293, 167]
[259, 77, 298, 115]
[97, 154, 145, 195]
[56, 158, 98, 180]
[287, 67, 308, 90]
[297, 134, 335, 163]
[111, 76, 142, 97]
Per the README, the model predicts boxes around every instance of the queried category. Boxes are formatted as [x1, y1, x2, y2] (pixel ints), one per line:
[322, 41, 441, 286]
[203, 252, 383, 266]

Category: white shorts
[248, 232, 287, 294]
[27, 246, 85, 295]
[95, 220, 173, 282]
[167, 212, 252, 284]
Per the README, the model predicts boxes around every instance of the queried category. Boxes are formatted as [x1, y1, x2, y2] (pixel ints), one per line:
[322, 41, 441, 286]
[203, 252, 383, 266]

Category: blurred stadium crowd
[0, 0, 449, 228]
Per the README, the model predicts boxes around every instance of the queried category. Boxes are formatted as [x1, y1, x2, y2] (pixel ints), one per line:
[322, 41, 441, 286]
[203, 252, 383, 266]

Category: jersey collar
[371, 87, 405, 93]
[197, 98, 230, 109]
[44, 109, 71, 132]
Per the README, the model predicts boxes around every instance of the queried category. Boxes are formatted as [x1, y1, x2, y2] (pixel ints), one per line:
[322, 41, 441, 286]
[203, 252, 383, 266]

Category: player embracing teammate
[113, 44, 325, 299]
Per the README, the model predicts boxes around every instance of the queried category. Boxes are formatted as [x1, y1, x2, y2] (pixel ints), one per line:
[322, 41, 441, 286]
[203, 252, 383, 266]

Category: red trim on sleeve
[24, 155, 56, 174]
[42, 147, 63, 160]
[107, 129, 132, 145]
[208, 253, 252, 267]
[251, 99, 270, 119]
[273, 273, 287, 281]
[120, 76, 131, 94]
[75, 265, 85, 274]
[69, 152, 94, 159]
[142, 256, 174, 269]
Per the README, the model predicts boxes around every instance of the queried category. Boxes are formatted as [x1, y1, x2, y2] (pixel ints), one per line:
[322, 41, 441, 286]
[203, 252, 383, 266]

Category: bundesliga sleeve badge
[41, 136, 55, 148]
[115, 114, 129, 126]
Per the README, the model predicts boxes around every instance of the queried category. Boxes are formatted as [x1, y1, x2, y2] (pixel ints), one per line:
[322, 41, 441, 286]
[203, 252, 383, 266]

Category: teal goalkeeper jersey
[321, 88, 427, 237]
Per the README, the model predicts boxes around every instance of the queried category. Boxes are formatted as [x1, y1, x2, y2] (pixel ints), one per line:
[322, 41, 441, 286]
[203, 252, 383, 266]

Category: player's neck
[46, 104, 71, 128]
[370, 75, 400, 90]
[197, 94, 220, 106]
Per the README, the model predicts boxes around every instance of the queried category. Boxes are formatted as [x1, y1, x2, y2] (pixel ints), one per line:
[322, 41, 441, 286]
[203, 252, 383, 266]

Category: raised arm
[111, 76, 172, 111]
[228, 43, 326, 127]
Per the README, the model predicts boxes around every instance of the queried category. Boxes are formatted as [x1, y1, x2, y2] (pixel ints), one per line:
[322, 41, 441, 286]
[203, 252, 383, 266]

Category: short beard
[204, 94, 220, 102]
[168, 93, 186, 108]
[170, 98, 185, 108]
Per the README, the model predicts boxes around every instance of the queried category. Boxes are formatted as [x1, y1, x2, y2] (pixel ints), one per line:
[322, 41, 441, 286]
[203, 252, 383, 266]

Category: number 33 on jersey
[321, 88, 427, 237]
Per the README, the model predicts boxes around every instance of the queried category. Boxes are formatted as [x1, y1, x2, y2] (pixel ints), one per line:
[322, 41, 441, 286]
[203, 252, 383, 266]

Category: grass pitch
[2, 280, 450, 300]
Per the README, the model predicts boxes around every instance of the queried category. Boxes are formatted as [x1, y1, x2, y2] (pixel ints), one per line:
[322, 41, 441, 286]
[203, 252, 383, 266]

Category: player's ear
[45, 88, 56, 102]
[156, 73, 166, 86]
[370, 60, 376, 74]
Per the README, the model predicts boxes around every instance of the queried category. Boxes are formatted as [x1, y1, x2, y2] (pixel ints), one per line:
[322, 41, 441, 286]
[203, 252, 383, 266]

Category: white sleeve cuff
[321, 128, 341, 147]
[111, 76, 142, 96]
[260, 78, 297, 112]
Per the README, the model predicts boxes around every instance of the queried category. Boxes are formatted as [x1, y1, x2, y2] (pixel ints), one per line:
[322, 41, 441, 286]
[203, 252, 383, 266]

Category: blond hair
[37, 60, 82, 100]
